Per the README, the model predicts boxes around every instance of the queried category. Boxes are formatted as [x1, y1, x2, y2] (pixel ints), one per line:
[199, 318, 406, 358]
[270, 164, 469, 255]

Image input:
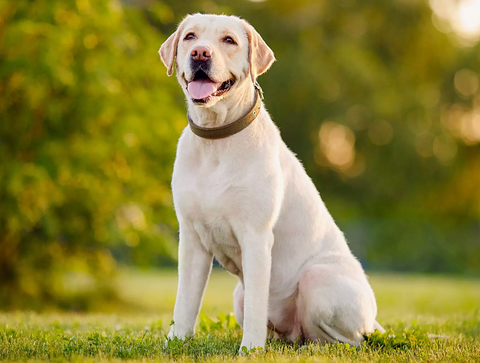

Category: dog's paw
[163, 334, 175, 350]
[163, 334, 191, 352]
[164, 328, 190, 350]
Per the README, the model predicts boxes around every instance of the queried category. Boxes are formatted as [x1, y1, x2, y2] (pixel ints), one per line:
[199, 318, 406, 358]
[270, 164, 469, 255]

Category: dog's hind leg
[297, 263, 379, 346]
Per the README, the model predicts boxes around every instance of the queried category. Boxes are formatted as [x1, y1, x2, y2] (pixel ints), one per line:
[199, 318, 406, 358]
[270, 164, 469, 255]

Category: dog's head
[159, 14, 275, 107]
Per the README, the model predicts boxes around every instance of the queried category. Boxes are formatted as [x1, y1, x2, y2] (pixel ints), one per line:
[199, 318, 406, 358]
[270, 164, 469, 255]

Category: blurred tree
[1, 0, 479, 311]
[0, 0, 181, 308]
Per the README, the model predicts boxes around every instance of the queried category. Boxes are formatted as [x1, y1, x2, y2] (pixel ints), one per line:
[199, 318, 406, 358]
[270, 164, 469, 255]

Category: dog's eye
[223, 36, 237, 45]
[184, 33, 196, 41]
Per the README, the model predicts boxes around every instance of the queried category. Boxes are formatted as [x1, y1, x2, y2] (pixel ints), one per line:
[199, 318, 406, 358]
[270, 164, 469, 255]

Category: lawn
[1, 269, 479, 362]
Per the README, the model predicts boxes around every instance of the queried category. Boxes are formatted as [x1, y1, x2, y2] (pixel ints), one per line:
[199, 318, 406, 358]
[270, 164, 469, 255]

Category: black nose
[191, 45, 212, 61]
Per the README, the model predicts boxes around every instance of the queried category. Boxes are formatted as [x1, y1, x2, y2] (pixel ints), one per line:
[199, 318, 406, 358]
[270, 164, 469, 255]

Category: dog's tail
[315, 320, 386, 347]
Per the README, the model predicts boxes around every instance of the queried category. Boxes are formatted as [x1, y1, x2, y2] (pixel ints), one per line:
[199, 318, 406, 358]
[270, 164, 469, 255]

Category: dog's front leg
[167, 223, 213, 341]
[239, 230, 273, 353]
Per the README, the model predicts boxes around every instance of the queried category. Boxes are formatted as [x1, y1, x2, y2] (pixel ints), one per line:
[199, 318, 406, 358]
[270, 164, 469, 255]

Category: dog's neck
[187, 82, 257, 128]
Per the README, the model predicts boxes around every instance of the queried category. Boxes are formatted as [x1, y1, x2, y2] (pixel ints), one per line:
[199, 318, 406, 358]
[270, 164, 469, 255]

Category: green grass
[1, 269, 479, 362]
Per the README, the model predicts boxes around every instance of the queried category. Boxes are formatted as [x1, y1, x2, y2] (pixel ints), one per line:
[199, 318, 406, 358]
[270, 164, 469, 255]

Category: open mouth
[186, 70, 235, 104]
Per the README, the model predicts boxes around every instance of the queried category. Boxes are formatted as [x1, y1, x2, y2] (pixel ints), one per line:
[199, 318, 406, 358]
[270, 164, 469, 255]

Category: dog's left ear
[242, 20, 276, 82]
[159, 16, 189, 76]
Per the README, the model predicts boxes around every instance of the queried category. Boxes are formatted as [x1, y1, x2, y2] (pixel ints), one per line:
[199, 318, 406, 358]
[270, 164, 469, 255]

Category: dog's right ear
[159, 17, 189, 76]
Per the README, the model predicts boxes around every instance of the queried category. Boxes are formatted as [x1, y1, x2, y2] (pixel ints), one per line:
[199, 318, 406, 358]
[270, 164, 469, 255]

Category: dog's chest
[173, 149, 246, 275]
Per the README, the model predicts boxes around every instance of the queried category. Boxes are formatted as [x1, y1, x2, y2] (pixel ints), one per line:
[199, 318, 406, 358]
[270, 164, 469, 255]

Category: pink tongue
[187, 79, 217, 100]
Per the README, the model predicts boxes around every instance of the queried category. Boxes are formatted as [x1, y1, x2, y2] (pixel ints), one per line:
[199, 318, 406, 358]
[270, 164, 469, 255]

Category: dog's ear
[242, 20, 276, 82]
[159, 17, 189, 76]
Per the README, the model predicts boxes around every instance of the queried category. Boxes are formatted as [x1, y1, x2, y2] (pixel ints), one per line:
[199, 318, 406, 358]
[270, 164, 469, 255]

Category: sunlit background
[0, 0, 479, 311]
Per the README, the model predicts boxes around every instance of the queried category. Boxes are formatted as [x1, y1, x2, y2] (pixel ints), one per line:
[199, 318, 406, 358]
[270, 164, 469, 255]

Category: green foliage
[198, 312, 240, 333]
[2, 0, 480, 309]
[0, 0, 182, 307]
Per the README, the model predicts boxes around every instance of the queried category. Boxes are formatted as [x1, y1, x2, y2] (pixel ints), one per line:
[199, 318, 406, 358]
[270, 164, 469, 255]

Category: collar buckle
[254, 81, 264, 100]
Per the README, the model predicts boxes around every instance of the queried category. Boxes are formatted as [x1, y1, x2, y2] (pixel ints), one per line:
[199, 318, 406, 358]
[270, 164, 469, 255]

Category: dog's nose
[191, 46, 212, 62]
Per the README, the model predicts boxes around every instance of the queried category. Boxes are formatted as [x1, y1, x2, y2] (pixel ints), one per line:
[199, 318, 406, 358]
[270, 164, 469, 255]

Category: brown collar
[187, 89, 262, 140]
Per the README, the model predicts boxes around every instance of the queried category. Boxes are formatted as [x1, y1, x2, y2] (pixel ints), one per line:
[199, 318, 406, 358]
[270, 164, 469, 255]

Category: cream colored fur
[159, 14, 384, 353]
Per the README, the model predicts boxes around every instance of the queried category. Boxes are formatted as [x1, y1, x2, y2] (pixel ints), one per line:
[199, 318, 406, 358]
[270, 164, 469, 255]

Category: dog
[159, 13, 384, 353]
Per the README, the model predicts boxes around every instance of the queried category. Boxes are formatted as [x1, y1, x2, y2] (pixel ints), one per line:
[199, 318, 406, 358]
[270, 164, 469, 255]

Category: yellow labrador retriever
[159, 13, 384, 352]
